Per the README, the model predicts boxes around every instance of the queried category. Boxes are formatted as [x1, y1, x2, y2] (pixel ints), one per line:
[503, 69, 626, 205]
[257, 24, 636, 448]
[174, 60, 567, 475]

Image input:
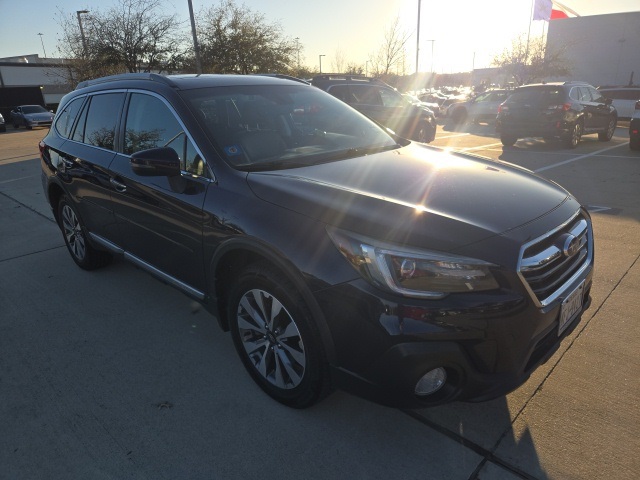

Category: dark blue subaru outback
[40, 73, 593, 408]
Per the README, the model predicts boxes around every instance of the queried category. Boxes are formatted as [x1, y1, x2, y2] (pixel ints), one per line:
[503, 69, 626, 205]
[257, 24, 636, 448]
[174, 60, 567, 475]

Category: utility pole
[187, 0, 203, 74]
[76, 10, 89, 57]
[319, 54, 325, 74]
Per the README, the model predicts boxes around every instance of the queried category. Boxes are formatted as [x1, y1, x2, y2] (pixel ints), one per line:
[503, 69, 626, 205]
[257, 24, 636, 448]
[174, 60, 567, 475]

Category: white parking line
[458, 142, 503, 152]
[434, 132, 470, 140]
[534, 143, 626, 172]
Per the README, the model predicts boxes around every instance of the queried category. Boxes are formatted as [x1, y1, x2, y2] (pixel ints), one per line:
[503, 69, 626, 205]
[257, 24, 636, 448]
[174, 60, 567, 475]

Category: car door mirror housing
[130, 147, 181, 177]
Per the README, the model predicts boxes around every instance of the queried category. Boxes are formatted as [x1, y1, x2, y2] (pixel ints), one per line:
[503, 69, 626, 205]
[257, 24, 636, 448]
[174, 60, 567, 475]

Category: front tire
[57, 195, 112, 270]
[415, 120, 435, 143]
[228, 262, 331, 408]
[598, 116, 616, 141]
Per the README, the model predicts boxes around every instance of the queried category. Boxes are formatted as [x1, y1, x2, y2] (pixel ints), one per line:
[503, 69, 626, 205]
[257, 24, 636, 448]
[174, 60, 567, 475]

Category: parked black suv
[40, 73, 593, 409]
[311, 75, 437, 143]
[496, 81, 617, 148]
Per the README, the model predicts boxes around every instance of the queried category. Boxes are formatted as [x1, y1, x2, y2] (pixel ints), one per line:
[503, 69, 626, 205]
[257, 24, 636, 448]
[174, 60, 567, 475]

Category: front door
[108, 92, 210, 293]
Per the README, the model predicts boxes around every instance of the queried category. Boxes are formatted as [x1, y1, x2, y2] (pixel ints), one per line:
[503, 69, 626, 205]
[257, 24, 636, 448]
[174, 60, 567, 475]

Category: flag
[533, 0, 553, 21]
[551, 8, 569, 19]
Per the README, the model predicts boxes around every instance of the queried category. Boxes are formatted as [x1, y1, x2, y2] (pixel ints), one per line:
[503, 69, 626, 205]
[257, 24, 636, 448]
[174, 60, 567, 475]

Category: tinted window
[351, 86, 383, 106]
[327, 85, 355, 103]
[54, 97, 85, 139]
[124, 93, 202, 175]
[75, 93, 125, 150]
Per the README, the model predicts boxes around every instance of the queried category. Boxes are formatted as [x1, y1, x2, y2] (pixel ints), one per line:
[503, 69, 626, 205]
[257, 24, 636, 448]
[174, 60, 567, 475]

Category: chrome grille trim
[517, 209, 593, 308]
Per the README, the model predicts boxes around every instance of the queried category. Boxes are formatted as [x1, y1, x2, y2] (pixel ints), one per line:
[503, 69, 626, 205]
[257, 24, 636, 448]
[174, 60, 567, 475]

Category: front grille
[518, 210, 592, 307]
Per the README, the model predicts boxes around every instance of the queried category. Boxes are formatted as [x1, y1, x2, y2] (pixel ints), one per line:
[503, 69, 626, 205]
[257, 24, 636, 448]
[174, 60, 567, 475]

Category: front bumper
[318, 265, 593, 409]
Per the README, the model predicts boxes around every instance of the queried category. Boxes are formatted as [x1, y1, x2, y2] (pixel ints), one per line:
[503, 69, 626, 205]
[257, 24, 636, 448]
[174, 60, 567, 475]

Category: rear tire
[501, 135, 517, 146]
[228, 262, 331, 408]
[630, 138, 640, 151]
[563, 121, 582, 149]
[57, 195, 112, 270]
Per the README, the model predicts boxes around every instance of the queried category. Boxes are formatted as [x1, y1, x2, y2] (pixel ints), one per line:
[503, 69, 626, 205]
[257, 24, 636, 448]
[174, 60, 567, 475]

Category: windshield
[181, 84, 398, 171]
[22, 105, 48, 114]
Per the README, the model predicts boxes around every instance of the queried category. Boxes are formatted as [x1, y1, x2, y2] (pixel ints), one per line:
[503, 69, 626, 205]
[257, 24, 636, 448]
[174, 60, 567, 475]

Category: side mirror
[130, 147, 181, 177]
[604, 98, 613, 106]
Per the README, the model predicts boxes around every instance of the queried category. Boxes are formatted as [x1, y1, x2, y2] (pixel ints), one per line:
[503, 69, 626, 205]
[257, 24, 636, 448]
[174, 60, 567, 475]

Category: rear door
[501, 87, 547, 130]
[54, 92, 125, 242]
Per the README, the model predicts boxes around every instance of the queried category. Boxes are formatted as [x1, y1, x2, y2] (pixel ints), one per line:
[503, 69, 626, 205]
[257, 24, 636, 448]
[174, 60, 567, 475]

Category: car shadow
[440, 120, 499, 139]
[406, 395, 550, 479]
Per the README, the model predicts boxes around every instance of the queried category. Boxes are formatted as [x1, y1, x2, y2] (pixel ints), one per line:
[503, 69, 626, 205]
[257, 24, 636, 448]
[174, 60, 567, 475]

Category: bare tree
[197, 0, 297, 74]
[331, 48, 346, 74]
[55, 0, 185, 86]
[368, 17, 410, 76]
[491, 35, 571, 85]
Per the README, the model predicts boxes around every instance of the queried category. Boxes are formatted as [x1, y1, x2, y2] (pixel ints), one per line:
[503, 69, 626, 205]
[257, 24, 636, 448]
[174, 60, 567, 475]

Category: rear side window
[72, 93, 125, 151]
[54, 97, 84, 139]
[351, 86, 383, 106]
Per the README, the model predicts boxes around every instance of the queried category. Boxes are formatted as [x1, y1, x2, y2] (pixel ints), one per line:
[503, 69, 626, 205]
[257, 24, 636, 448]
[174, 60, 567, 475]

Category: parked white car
[598, 86, 640, 119]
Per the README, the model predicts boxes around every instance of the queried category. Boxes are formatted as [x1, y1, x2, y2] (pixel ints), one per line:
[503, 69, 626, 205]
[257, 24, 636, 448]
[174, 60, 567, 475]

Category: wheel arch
[47, 181, 66, 224]
[208, 237, 338, 365]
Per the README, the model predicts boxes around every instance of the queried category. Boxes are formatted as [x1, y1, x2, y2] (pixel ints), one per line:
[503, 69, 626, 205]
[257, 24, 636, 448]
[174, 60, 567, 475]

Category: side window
[352, 86, 382, 106]
[569, 87, 582, 101]
[379, 88, 403, 107]
[327, 85, 353, 103]
[588, 87, 604, 103]
[73, 93, 125, 150]
[54, 97, 85, 139]
[124, 93, 203, 176]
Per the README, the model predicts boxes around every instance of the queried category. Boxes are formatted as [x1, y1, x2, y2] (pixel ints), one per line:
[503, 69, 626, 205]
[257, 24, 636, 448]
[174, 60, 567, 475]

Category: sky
[0, 0, 638, 74]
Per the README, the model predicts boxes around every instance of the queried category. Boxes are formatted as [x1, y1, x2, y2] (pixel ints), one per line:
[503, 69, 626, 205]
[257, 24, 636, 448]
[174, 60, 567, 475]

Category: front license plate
[558, 281, 585, 336]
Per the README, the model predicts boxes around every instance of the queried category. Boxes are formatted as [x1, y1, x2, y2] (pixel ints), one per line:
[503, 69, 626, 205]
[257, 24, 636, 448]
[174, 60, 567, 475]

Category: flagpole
[525, 0, 534, 67]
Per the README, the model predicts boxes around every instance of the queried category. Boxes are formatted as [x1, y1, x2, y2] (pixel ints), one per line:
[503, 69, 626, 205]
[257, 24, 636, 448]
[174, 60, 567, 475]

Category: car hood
[246, 144, 571, 252]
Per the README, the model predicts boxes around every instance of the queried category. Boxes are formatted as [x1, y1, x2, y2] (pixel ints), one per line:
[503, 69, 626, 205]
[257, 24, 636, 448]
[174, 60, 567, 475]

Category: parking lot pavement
[1, 129, 639, 479]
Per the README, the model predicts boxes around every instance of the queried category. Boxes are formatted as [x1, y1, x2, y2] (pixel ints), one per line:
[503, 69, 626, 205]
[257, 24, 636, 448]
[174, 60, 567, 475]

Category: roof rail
[253, 73, 310, 85]
[75, 73, 176, 90]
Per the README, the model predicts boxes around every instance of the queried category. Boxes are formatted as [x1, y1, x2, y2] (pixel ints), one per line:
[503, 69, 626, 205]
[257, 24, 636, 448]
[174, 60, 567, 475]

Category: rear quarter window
[54, 97, 85, 139]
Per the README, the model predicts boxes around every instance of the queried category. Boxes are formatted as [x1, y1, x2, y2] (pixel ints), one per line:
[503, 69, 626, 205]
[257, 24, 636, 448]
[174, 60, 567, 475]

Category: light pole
[37, 33, 47, 58]
[76, 10, 89, 57]
[415, 0, 421, 74]
[425, 39, 435, 73]
[319, 54, 325, 74]
[187, 0, 202, 74]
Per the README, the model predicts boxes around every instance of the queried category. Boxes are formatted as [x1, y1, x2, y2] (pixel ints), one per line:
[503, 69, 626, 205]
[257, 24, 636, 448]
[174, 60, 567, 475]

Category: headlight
[328, 228, 499, 299]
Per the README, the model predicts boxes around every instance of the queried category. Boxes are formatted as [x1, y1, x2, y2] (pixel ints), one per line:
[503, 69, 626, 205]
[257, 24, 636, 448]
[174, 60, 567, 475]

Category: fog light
[415, 368, 447, 396]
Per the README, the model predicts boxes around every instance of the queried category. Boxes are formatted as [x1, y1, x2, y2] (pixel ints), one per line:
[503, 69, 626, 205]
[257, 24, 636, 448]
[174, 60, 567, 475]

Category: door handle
[110, 177, 127, 193]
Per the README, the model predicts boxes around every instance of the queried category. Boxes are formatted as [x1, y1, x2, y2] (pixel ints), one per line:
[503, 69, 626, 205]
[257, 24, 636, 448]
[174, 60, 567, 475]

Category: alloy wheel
[236, 288, 306, 390]
[61, 204, 86, 261]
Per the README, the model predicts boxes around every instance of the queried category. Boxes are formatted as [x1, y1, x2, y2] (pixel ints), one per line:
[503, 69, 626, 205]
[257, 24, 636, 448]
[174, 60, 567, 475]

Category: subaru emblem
[562, 234, 580, 258]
